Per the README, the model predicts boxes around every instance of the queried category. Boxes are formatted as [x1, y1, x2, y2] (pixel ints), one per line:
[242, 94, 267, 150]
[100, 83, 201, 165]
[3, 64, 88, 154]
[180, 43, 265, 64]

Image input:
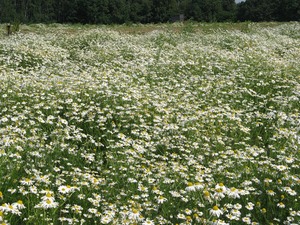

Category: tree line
[0, 0, 299, 24]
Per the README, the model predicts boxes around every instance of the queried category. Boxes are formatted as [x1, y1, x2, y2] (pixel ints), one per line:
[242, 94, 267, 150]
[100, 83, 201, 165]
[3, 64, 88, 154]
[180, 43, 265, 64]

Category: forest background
[0, 0, 299, 24]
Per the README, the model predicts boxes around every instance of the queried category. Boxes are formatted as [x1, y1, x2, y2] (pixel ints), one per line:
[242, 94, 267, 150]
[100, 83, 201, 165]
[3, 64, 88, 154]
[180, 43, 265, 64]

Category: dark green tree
[237, 0, 299, 21]
[53, 0, 76, 23]
[152, 0, 179, 22]
[218, 0, 237, 21]
[186, 0, 225, 22]
[87, 0, 110, 24]
[107, 0, 129, 23]
[279, 0, 300, 21]
[128, 0, 153, 23]
[0, 0, 17, 22]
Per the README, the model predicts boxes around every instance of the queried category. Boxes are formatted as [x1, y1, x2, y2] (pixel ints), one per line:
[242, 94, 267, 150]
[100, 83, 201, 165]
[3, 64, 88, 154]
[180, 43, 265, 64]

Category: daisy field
[0, 22, 299, 225]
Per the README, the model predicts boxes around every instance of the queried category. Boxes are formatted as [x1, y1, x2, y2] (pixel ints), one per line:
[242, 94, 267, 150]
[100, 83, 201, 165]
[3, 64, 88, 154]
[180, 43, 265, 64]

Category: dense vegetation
[0, 0, 299, 24]
[237, 0, 300, 22]
[0, 22, 299, 225]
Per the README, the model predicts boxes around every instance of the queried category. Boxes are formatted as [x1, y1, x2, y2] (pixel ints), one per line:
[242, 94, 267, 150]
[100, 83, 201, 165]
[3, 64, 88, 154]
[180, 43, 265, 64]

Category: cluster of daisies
[0, 22, 299, 224]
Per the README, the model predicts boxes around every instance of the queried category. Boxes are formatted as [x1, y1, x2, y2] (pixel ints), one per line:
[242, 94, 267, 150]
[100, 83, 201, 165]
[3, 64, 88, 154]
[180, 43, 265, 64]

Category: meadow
[0, 22, 299, 225]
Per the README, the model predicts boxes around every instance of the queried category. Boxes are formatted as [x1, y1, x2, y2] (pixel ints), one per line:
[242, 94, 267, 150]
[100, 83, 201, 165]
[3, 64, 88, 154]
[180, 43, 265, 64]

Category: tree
[237, 0, 299, 22]
[279, 0, 300, 21]
[128, 0, 153, 23]
[152, 0, 179, 22]
[106, 0, 129, 24]
[0, 0, 17, 22]
[6, 0, 298, 24]
[218, 0, 236, 21]
[186, 0, 225, 22]
[54, 0, 77, 23]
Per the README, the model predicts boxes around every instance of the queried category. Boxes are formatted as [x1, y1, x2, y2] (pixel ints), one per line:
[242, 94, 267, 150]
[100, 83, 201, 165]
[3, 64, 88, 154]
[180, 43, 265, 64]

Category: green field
[0, 22, 299, 225]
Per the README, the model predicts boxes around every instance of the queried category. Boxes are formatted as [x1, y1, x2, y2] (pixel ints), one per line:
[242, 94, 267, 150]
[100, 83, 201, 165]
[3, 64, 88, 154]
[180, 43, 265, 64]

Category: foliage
[237, 0, 300, 21]
[0, 0, 237, 24]
[1, 0, 298, 24]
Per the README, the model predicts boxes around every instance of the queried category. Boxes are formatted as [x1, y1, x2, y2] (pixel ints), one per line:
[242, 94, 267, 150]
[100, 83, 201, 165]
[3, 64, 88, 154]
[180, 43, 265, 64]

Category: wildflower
[169, 191, 181, 197]
[275, 165, 287, 171]
[138, 184, 148, 192]
[186, 182, 196, 192]
[209, 219, 229, 225]
[227, 187, 240, 199]
[20, 178, 34, 186]
[213, 188, 226, 200]
[233, 203, 242, 210]
[242, 216, 251, 224]
[186, 215, 192, 222]
[264, 178, 272, 186]
[177, 213, 185, 219]
[29, 186, 38, 194]
[184, 208, 192, 215]
[266, 190, 276, 196]
[226, 213, 238, 221]
[35, 191, 59, 209]
[285, 157, 294, 163]
[71, 204, 83, 214]
[157, 196, 167, 204]
[0, 150, 6, 157]
[283, 187, 297, 196]
[203, 190, 212, 202]
[0, 203, 21, 215]
[230, 209, 241, 218]
[0, 192, 3, 199]
[0, 211, 3, 221]
[41, 192, 55, 201]
[58, 185, 78, 194]
[210, 206, 223, 218]
[37, 198, 59, 209]
[215, 183, 227, 192]
[245, 202, 254, 210]
[100, 215, 112, 224]
[142, 219, 155, 225]
[12, 200, 25, 210]
[277, 202, 285, 208]
[128, 208, 140, 220]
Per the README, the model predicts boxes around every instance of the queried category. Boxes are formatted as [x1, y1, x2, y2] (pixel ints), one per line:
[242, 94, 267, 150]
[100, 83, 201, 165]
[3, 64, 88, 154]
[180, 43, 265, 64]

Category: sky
[235, 0, 245, 3]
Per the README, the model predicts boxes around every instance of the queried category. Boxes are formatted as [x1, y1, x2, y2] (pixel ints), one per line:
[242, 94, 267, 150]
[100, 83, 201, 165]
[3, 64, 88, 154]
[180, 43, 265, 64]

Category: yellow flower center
[186, 216, 192, 221]
[216, 188, 223, 193]
[17, 200, 23, 205]
[204, 191, 210, 196]
[187, 182, 193, 186]
[213, 206, 219, 210]
[132, 208, 139, 214]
